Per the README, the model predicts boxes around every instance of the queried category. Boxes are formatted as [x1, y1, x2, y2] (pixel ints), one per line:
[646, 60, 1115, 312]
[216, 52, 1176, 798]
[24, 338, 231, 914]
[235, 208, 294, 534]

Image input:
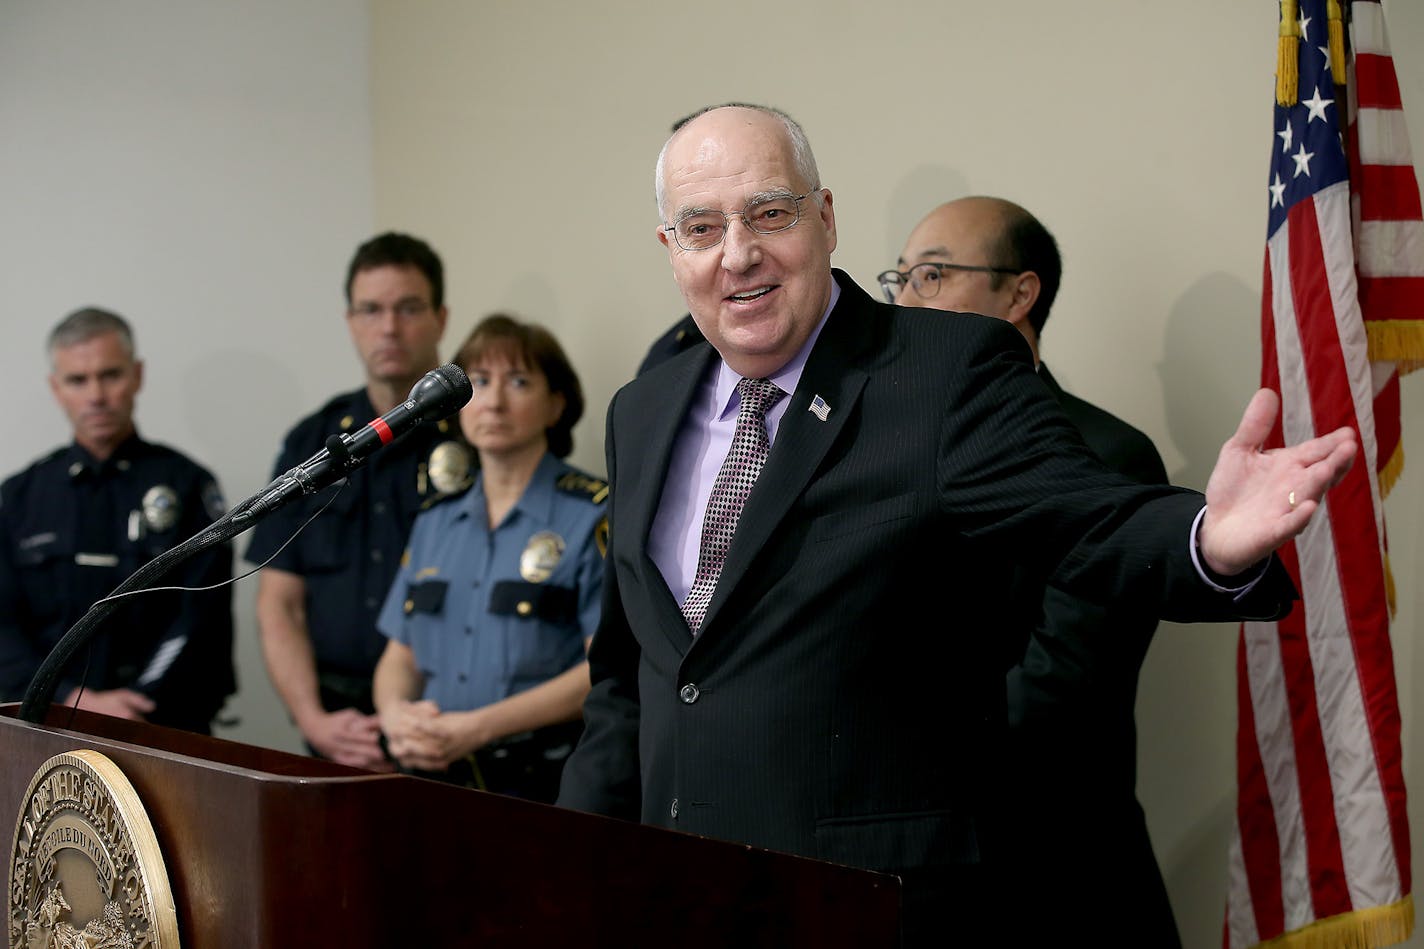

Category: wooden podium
[1, 705, 899, 946]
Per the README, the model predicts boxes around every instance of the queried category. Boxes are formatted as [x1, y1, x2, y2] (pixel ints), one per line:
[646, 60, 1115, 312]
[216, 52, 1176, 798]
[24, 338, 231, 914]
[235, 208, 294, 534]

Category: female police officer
[373, 314, 605, 802]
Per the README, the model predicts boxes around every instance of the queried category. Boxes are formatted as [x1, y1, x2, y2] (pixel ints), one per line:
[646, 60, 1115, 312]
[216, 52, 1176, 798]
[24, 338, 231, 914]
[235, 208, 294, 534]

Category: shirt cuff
[1189, 506, 1269, 600]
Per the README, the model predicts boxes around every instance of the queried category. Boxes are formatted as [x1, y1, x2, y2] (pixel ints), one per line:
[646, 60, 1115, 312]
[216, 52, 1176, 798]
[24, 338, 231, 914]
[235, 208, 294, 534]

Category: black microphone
[244, 364, 472, 516]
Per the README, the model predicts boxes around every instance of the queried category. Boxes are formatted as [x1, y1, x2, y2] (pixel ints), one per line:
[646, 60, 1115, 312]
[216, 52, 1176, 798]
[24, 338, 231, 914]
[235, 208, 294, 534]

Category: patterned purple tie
[681, 377, 785, 633]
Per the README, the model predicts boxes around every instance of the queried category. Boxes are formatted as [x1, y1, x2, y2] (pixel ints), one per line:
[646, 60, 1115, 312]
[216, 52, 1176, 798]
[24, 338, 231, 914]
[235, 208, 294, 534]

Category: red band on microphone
[370, 417, 394, 445]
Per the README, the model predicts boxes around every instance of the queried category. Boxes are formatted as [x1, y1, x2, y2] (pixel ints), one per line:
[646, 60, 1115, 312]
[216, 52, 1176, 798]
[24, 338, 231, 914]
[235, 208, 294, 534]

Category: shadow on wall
[881, 164, 972, 266]
[1164, 789, 1239, 949]
[1146, 270, 1261, 945]
[1158, 271, 1261, 490]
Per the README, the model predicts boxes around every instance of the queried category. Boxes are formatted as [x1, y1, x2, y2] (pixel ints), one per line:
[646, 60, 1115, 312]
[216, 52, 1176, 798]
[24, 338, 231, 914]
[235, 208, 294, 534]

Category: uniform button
[373, 501, 387, 515]
[679, 683, 700, 704]
[670, 798, 679, 820]
[370, 549, 383, 563]
[457, 673, 467, 682]
[465, 625, 473, 635]
[516, 601, 533, 616]
[365, 596, 378, 609]
[403, 599, 415, 614]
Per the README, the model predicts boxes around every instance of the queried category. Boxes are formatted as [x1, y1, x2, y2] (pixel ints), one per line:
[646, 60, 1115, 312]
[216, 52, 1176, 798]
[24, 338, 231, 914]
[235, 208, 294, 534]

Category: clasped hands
[379, 699, 488, 772]
[1199, 389, 1358, 577]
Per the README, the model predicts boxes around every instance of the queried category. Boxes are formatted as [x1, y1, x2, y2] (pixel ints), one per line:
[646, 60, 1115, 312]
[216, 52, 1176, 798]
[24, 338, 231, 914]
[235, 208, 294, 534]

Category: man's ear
[1003, 271, 1041, 330]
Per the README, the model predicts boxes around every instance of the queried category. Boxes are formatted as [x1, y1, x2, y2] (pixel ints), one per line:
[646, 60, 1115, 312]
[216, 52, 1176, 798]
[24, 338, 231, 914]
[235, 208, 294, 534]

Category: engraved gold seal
[519, 531, 565, 583]
[8, 750, 180, 948]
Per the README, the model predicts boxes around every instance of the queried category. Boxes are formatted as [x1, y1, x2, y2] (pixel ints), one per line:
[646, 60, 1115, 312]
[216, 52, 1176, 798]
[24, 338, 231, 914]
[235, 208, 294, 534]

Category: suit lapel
[621, 343, 718, 651]
[695, 273, 877, 637]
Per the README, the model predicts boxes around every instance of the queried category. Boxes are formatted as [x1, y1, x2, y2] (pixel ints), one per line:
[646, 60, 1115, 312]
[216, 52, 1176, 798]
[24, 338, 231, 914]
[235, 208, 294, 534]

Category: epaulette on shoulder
[555, 471, 609, 505]
[420, 479, 473, 511]
[3, 447, 65, 495]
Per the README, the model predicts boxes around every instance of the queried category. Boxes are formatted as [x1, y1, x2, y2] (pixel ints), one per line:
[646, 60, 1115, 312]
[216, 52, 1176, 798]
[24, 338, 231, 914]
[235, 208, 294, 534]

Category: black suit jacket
[1005, 364, 1181, 945]
[559, 272, 1290, 944]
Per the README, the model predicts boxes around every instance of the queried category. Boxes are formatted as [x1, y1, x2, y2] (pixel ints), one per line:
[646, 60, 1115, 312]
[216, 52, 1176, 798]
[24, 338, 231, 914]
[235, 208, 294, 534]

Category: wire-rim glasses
[877, 261, 1020, 303]
[664, 190, 822, 252]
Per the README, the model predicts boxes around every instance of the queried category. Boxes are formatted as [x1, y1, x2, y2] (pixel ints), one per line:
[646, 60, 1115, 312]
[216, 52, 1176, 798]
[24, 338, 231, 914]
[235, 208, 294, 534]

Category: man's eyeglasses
[664, 190, 821, 252]
[349, 299, 433, 322]
[877, 261, 1020, 304]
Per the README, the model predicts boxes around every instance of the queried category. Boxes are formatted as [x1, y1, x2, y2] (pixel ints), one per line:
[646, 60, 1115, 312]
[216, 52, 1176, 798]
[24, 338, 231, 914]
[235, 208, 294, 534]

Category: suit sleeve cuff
[1189, 505, 1270, 600]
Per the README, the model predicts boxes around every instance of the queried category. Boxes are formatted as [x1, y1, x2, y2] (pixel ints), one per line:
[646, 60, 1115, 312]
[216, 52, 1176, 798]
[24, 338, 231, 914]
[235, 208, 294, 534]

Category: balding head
[656, 104, 820, 219]
[654, 104, 837, 379]
[894, 197, 1061, 358]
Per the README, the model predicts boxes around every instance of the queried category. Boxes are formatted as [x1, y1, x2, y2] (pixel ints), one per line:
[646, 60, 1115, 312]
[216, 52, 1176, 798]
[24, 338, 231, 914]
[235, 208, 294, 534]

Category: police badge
[140, 486, 180, 533]
[427, 441, 473, 496]
[519, 531, 566, 583]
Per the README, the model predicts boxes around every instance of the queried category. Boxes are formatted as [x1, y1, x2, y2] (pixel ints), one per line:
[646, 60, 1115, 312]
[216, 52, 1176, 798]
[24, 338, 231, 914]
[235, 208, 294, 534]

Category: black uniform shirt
[0, 434, 234, 731]
[245, 387, 463, 680]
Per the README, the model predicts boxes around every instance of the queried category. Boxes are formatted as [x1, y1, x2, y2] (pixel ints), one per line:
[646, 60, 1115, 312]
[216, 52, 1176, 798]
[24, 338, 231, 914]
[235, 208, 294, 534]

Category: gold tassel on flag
[1327, 0, 1347, 86]
[1278, 0, 1301, 106]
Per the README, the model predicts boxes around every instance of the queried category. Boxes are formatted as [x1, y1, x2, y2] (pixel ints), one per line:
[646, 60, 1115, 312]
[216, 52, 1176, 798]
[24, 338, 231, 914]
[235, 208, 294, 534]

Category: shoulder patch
[555, 472, 609, 505]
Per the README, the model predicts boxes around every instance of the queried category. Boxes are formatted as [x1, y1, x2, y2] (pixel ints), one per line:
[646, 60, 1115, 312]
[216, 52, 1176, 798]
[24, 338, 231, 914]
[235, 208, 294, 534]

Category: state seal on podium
[8, 750, 179, 948]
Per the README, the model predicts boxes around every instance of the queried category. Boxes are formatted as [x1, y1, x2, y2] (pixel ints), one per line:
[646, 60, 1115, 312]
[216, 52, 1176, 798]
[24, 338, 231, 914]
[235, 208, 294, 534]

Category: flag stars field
[1304, 86, 1335, 123]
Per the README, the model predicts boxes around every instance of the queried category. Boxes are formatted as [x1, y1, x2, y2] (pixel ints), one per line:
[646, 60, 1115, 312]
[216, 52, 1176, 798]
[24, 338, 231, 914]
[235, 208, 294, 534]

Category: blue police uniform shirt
[0, 433, 235, 731]
[377, 452, 607, 713]
[246, 387, 465, 680]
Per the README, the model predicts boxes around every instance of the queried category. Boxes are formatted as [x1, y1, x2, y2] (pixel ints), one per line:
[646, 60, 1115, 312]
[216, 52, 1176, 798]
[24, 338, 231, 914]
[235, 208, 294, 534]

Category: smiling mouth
[728, 286, 775, 303]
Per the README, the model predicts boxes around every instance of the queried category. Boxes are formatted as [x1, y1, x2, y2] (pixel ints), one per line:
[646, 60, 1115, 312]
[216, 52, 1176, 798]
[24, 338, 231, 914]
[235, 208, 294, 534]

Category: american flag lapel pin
[808, 394, 831, 422]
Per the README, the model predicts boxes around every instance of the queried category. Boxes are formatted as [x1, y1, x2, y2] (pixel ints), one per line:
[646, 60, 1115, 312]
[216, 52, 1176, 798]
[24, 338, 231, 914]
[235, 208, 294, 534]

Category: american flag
[1225, 2, 1421, 946]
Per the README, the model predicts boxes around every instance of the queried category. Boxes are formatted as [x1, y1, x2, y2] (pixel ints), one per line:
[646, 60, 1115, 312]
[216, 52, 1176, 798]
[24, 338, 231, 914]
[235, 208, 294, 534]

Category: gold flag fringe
[1378, 440, 1404, 500]
[1327, 0, 1347, 86]
[1250, 895, 1414, 949]
[1279, 0, 1302, 106]
[1365, 321, 1424, 368]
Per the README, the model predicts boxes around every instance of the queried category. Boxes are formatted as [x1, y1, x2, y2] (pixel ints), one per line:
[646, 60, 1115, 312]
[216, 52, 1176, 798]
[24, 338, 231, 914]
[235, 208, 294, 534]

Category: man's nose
[377, 308, 402, 333]
[719, 219, 762, 273]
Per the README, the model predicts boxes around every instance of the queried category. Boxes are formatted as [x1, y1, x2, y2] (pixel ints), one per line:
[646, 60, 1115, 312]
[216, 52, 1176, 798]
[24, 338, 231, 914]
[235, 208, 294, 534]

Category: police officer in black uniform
[0, 308, 234, 733]
[248, 232, 471, 769]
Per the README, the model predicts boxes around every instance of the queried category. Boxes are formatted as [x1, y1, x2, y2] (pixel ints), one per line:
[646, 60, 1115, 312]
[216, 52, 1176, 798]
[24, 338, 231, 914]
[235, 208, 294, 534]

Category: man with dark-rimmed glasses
[889, 195, 1178, 944]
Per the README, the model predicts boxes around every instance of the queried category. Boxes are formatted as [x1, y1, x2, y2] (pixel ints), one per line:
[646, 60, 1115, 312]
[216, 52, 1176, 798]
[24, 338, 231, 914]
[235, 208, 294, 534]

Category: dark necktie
[681, 377, 784, 633]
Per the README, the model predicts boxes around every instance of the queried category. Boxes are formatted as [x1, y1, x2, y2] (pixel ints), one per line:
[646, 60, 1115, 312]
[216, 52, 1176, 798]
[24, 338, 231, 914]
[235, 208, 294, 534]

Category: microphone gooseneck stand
[20, 492, 280, 724]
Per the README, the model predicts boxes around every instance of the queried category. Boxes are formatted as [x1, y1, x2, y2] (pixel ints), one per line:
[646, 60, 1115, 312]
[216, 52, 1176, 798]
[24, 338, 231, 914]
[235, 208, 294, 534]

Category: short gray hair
[654, 103, 821, 218]
[48, 307, 135, 362]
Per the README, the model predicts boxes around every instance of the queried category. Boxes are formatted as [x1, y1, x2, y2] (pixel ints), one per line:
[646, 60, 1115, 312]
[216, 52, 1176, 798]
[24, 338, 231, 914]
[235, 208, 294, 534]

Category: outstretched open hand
[1199, 389, 1356, 577]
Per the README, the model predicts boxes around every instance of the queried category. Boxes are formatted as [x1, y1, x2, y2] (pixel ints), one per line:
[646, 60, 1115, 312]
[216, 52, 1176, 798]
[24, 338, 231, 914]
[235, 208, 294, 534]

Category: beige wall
[0, 1, 376, 754]
[370, 1, 1424, 945]
[2, 1, 1421, 943]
